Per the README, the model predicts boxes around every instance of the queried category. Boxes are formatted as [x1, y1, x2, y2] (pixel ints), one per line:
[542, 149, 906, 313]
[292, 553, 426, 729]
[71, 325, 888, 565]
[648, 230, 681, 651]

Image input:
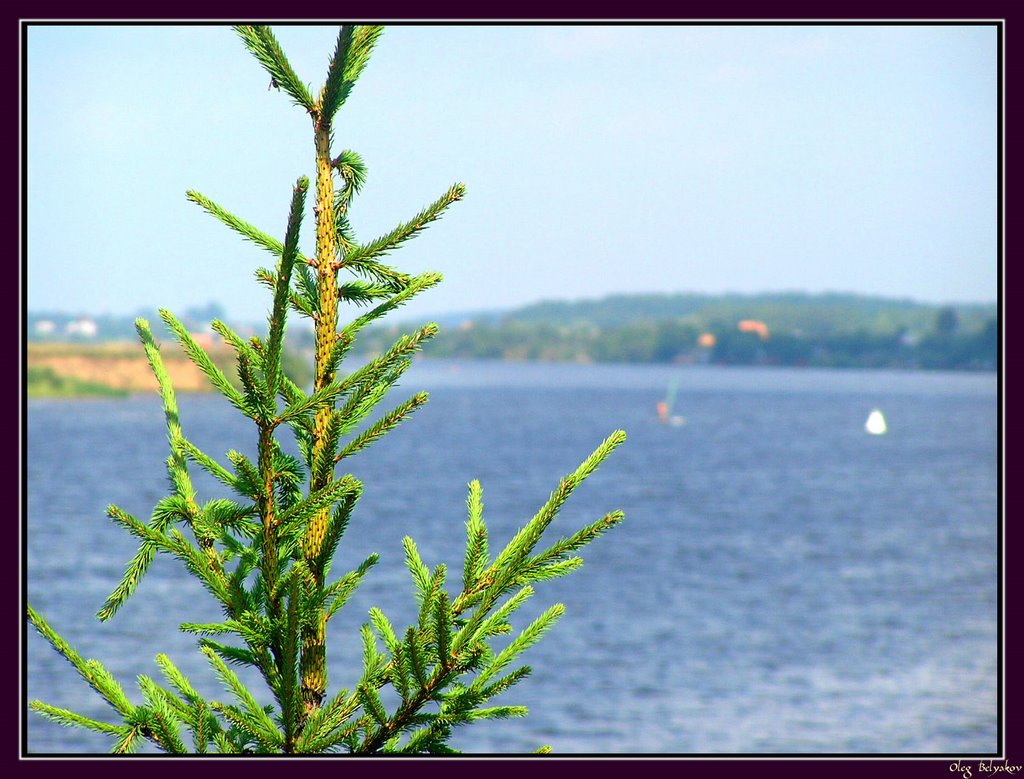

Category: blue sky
[26, 24, 998, 323]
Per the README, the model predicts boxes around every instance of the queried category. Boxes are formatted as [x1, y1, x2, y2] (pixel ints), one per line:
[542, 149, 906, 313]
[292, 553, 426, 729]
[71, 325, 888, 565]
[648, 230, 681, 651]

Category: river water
[25, 361, 999, 754]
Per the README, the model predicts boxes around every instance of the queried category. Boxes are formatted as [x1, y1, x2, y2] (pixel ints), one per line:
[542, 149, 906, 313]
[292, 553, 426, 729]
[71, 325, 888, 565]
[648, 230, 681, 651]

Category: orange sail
[656, 400, 669, 422]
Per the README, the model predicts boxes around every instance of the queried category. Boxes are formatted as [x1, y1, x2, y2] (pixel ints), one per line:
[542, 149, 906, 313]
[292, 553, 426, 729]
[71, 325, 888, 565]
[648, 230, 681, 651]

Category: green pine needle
[265, 177, 308, 396]
[402, 537, 432, 604]
[456, 586, 534, 653]
[332, 275, 443, 368]
[97, 541, 156, 622]
[324, 553, 379, 622]
[160, 309, 250, 416]
[493, 430, 627, 575]
[29, 701, 124, 736]
[472, 665, 533, 701]
[234, 25, 316, 112]
[112, 724, 146, 754]
[332, 148, 368, 193]
[187, 190, 291, 259]
[462, 480, 490, 591]
[333, 391, 430, 464]
[277, 380, 346, 426]
[277, 474, 360, 537]
[178, 438, 242, 494]
[202, 645, 284, 748]
[27, 605, 135, 717]
[473, 604, 564, 691]
[344, 183, 465, 267]
[369, 608, 400, 654]
[322, 26, 384, 120]
[467, 705, 529, 721]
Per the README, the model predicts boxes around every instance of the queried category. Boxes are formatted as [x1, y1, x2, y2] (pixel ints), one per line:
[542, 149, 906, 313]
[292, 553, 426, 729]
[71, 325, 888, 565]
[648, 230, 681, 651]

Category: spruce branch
[472, 665, 533, 702]
[455, 586, 534, 654]
[27, 606, 135, 718]
[333, 378, 391, 437]
[202, 644, 284, 749]
[473, 604, 564, 691]
[310, 410, 345, 487]
[97, 496, 191, 622]
[333, 391, 430, 463]
[518, 510, 625, 577]
[344, 183, 465, 267]
[137, 675, 190, 753]
[313, 492, 363, 576]
[155, 654, 201, 703]
[463, 480, 490, 591]
[226, 450, 263, 500]
[105, 505, 233, 609]
[324, 553, 379, 622]
[405, 627, 429, 688]
[276, 380, 347, 426]
[29, 702, 125, 737]
[237, 349, 275, 424]
[322, 26, 384, 121]
[179, 438, 243, 494]
[332, 148, 368, 193]
[96, 544, 157, 621]
[255, 267, 321, 321]
[491, 429, 627, 577]
[153, 653, 224, 754]
[160, 309, 251, 416]
[402, 536, 433, 604]
[417, 564, 449, 635]
[265, 177, 309, 397]
[466, 705, 529, 721]
[279, 573, 302, 751]
[199, 640, 261, 670]
[112, 724, 146, 754]
[96, 320, 205, 621]
[209, 318, 257, 356]
[186, 190, 294, 260]
[336, 280, 396, 306]
[330, 321, 437, 409]
[199, 498, 260, 538]
[135, 318, 195, 502]
[28, 24, 627, 755]
[369, 608, 401, 655]
[294, 686, 361, 753]
[234, 25, 316, 112]
[331, 275, 442, 372]
[277, 474, 361, 538]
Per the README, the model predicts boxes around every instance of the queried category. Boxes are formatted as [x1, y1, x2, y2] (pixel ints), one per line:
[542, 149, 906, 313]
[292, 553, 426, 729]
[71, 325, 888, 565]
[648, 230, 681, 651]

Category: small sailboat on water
[865, 408, 887, 435]
[657, 375, 686, 427]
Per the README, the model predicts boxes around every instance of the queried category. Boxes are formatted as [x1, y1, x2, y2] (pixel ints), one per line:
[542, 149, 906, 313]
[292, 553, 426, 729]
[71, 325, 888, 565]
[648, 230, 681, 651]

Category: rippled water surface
[26, 362, 999, 754]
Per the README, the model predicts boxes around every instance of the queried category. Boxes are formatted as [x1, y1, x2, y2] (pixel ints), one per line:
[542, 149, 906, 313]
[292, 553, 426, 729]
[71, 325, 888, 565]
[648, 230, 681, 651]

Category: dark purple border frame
[12, 3, 1010, 777]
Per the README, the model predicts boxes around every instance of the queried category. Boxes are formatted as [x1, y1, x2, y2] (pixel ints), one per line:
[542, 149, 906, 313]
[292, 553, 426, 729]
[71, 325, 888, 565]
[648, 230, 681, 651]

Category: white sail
[865, 409, 887, 435]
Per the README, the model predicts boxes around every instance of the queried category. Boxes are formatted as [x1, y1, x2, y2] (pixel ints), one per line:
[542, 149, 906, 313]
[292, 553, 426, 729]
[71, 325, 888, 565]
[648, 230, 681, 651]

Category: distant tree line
[28, 293, 998, 372]
[707, 311, 996, 370]
[353, 301, 997, 371]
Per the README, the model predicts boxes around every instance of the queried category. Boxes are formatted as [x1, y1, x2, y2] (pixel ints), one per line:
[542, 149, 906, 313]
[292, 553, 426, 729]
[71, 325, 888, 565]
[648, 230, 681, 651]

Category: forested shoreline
[358, 293, 998, 371]
[29, 293, 999, 391]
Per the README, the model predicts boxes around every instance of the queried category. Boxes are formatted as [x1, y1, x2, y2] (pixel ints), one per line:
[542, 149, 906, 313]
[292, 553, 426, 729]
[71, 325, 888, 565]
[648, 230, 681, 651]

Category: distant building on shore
[738, 319, 769, 340]
[66, 318, 98, 338]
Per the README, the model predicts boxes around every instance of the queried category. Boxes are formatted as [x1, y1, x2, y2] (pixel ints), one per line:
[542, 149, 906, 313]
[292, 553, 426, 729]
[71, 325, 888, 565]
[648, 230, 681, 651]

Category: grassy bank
[27, 366, 130, 398]
[26, 341, 314, 398]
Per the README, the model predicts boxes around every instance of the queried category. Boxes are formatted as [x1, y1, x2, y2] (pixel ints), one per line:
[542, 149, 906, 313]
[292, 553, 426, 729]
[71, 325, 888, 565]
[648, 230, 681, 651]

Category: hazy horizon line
[25, 287, 1000, 320]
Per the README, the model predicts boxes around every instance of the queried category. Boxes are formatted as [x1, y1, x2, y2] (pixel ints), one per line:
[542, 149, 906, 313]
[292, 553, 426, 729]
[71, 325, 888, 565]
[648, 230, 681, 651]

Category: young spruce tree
[27, 25, 626, 754]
